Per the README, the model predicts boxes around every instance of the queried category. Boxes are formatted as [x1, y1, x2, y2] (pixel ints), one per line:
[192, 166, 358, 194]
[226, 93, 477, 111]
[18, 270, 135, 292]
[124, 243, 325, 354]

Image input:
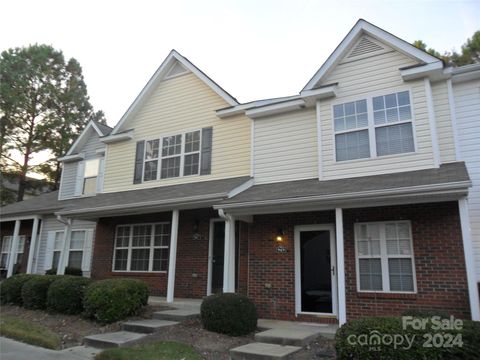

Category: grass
[0, 314, 61, 349]
[95, 341, 202, 360]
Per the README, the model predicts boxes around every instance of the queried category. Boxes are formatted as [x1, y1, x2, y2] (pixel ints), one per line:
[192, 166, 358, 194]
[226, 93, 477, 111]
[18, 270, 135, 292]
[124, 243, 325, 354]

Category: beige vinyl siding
[453, 79, 480, 279]
[432, 81, 456, 163]
[254, 108, 318, 184]
[104, 72, 250, 192]
[320, 49, 436, 180]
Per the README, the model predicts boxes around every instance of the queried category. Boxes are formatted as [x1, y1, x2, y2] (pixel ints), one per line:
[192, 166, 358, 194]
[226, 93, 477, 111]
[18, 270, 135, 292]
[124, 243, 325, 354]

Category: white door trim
[294, 224, 338, 317]
[207, 218, 225, 296]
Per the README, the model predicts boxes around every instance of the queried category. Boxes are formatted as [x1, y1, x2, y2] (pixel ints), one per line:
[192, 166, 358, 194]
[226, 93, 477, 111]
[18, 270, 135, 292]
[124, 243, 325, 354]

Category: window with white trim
[333, 90, 415, 161]
[52, 231, 64, 269]
[83, 159, 100, 194]
[113, 223, 170, 272]
[68, 230, 86, 269]
[355, 221, 415, 292]
[142, 130, 202, 181]
[0, 236, 26, 269]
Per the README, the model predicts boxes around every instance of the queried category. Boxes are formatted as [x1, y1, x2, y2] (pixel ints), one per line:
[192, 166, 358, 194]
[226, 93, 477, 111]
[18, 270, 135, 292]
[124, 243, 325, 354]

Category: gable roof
[64, 120, 112, 157]
[110, 50, 239, 135]
[302, 19, 443, 91]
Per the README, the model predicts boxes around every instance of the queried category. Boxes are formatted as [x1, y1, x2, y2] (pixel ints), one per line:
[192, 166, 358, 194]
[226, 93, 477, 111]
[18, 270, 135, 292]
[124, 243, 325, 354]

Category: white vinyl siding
[355, 221, 416, 293]
[103, 72, 251, 192]
[453, 79, 480, 279]
[254, 108, 318, 184]
[320, 49, 435, 180]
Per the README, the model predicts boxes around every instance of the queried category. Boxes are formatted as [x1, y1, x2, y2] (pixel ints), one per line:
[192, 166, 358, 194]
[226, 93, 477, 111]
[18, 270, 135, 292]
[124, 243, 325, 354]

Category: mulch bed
[1, 305, 336, 359]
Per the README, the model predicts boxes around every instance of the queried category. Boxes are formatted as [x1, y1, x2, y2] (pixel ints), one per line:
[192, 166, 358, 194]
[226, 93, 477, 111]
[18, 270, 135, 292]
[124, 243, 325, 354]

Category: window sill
[356, 292, 417, 300]
[111, 271, 167, 277]
[334, 151, 418, 165]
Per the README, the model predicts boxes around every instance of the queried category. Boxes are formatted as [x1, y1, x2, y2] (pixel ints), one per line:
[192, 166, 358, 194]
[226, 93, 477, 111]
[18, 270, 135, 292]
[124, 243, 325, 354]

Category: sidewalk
[0, 337, 101, 360]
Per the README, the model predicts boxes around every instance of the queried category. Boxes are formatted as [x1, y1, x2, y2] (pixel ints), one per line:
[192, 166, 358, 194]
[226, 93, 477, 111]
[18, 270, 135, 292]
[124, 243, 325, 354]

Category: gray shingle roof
[1, 177, 251, 218]
[220, 162, 470, 206]
[93, 121, 113, 136]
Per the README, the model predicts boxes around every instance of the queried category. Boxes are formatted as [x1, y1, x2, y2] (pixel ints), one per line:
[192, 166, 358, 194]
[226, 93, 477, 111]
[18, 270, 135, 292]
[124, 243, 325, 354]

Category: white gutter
[57, 153, 85, 163]
[101, 130, 134, 144]
[214, 180, 471, 210]
[400, 61, 446, 81]
[245, 99, 306, 119]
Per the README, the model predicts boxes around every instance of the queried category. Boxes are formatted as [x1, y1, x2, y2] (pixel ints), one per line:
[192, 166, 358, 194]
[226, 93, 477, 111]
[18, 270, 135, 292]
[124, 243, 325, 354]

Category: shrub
[45, 268, 57, 275]
[0, 274, 39, 305]
[83, 279, 149, 323]
[47, 276, 92, 314]
[402, 308, 449, 319]
[335, 316, 480, 359]
[21, 275, 62, 310]
[200, 293, 257, 336]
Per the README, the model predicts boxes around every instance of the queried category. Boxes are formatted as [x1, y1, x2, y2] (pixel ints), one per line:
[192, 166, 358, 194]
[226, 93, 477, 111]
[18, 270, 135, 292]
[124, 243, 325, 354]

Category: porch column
[223, 215, 236, 293]
[57, 220, 72, 275]
[458, 198, 480, 320]
[335, 208, 347, 325]
[166, 209, 179, 303]
[6, 220, 21, 278]
[26, 216, 40, 274]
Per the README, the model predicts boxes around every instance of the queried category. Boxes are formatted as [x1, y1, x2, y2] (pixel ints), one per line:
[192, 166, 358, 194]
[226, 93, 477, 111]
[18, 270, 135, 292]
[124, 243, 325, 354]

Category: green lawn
[0, 314, 61, 349]
[95, 341, 202, 360]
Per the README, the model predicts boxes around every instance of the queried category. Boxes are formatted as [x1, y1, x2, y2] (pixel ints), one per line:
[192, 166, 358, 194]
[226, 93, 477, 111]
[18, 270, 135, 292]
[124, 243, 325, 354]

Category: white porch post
[57, 221, 72, 275]
[26, 216, 40, 274]
[458, 198, 480, 320]
[6, 220, 21, 278]
[223, 216, 236, 293]
[167, 209, 179, 303]
[335, 208, 347, 325]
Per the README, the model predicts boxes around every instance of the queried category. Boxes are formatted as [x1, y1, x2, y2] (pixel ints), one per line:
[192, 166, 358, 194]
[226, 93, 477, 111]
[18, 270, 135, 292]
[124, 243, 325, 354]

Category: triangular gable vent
[347, 36, 385, 59]
[165, 61, 188, 79]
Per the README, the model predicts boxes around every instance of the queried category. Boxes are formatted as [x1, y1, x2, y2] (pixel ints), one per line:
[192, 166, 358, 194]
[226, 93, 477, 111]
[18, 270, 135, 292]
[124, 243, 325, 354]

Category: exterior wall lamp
[275, 229, 285, 243]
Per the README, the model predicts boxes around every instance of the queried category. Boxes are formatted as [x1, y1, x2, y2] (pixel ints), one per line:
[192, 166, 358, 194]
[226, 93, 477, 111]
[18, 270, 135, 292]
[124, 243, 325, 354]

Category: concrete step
[122, 319, 178, 333]
[153, 309, 200, 322]
[230, 342, 301, 360]
[257, 319, 338, 340]
[255, 327, 323, 347]
[83, 331, 146, 349]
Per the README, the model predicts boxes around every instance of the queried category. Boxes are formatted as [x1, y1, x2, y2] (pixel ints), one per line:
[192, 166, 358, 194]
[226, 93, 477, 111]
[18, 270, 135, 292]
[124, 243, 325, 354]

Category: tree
[0, 44, 105, 201]
[413, 30, 480, 66]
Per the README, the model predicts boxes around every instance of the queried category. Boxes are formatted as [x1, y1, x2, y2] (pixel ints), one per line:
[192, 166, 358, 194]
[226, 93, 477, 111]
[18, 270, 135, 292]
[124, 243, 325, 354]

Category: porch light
[275, 229, 285, 242]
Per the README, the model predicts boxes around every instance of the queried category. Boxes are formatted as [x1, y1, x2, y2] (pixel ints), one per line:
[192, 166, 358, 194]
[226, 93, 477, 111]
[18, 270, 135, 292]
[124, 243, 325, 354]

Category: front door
[295, 225, 337, 315]
[209, 220, 225, 294]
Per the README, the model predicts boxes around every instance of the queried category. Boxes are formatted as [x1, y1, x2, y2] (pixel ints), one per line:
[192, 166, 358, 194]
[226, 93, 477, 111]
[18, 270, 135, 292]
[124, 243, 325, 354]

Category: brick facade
[90, 201, 471, 321]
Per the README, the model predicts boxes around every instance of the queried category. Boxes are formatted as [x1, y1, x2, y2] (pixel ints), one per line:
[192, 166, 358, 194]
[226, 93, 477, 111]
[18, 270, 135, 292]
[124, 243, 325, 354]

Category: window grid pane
[185, 131, 200, 153]
[389, 258, 414, 291]
[373, 91, 411, 126]
[334, 99, 368, 132]
[144, 160, 158, 181]
[162, 135, 182, 157]
[161, 157, 181, 179]
[183, 153, 200, 176]
[335, 130, 370, 161]
[359, 258, 383, 291]
[70, 231, 85, 250]
[376, 123, 414, 156]
[68, 251, 83, 269]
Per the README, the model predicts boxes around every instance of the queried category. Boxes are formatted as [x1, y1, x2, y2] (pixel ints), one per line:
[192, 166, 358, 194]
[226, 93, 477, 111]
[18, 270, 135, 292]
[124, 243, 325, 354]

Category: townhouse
[1, 19, 479, 325]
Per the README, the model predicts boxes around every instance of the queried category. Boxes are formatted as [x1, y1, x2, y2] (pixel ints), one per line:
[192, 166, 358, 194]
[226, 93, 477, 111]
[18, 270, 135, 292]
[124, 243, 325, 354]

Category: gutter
[214, 180, 471, 210]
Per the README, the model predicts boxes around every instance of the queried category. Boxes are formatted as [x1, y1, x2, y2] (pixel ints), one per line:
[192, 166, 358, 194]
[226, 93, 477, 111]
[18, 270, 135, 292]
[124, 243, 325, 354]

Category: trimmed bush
[0, 274, 39, 305]
[402, 308, 449, 319]
[200, 293, 257, 336]
[83, 279, 149, 323]
[21, 275, 62, 310]
[335, 316, 480, 359]
[47, 276, 92, 314]
[45, 267, 83, 276]
[45, 268, 57, 275]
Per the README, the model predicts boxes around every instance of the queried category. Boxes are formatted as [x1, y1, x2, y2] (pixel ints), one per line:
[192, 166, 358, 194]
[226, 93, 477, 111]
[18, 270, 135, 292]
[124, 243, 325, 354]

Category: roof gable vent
[165, 62, 188, 79]
[347, 36, 385, 59]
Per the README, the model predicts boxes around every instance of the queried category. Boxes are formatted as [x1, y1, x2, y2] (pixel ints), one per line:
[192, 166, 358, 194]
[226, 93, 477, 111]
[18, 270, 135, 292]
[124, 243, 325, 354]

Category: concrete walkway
[0, 337, 101, 360]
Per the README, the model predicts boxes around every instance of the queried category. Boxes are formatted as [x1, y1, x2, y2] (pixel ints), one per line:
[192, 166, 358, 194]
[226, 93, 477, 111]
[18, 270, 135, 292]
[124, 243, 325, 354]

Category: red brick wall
[343, 202, 470, 320]
[246, 202, 471, 322]
[92, 209, 216, 298]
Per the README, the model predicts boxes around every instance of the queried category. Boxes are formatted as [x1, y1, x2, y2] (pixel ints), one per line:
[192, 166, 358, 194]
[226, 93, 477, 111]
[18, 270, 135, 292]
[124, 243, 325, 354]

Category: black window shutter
[133, 140, 145, 184]
[200, 127, 213, 175]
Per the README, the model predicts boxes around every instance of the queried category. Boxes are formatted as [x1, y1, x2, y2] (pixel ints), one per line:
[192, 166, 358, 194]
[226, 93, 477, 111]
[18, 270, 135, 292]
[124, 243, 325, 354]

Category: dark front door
[211, 221, 225, 293]
[300, 229, 333, 313]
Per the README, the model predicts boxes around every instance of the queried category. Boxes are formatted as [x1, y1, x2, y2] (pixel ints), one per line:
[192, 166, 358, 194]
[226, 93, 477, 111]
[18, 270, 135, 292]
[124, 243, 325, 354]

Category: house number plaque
[275, 245, 288, 253]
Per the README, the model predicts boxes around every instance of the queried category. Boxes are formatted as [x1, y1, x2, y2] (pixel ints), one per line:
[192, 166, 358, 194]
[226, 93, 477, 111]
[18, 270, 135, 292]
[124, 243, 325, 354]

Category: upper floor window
[333, 90, 415, 162]
[355, 221, 416, 293]
[83, 159, 100, 194]
[143, 130, 201, 181]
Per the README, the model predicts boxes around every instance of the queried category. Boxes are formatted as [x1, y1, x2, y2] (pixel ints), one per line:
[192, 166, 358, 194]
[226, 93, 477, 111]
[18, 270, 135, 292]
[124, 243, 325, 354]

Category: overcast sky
[1, 0, 479, 128]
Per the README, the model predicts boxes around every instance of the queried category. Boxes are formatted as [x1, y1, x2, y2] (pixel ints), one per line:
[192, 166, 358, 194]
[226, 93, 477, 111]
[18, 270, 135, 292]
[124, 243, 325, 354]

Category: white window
[68, 231, 86, 269]
[0, 236, 26, 269]
[333, 90, 415, 161]
[113, 223, 170, 272]
[355, 221, 416, 293]
[83, 159, 100, 194]
[143, 130, 201, 181]
[52, 231, 64, 269]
